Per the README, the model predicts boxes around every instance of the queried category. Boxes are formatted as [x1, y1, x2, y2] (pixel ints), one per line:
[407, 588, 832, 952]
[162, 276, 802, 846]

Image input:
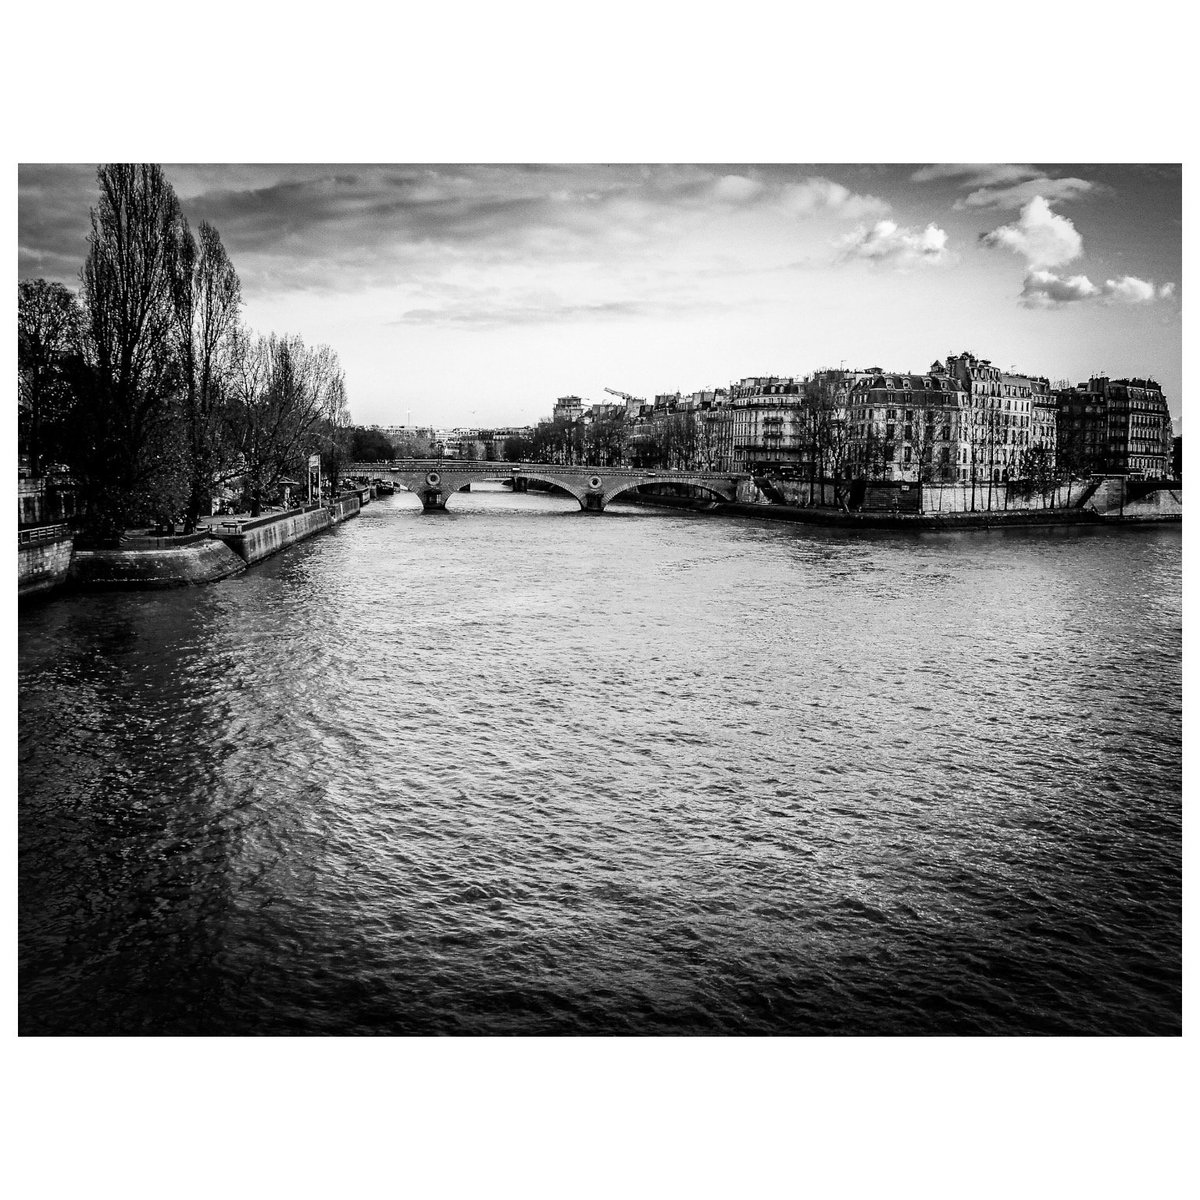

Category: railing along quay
[18, 523, 71, 546]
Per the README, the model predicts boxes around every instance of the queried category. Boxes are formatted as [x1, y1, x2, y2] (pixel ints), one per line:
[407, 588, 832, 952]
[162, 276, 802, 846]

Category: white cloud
[957, 176, 1097, 211]
[911, 163, 1038, 187]
[1101, 275, 1175, 304]
[913, 164, 1101, 212]
[711, 174, 764, 204]
[779, 177, 889, 220]
[1019, 269, 1176, 309]
[837, 219, 950, 266]
[1020, 270, 1100, 307]
[1103, 275, 1156, 303]
[981, 196, 1083, 269]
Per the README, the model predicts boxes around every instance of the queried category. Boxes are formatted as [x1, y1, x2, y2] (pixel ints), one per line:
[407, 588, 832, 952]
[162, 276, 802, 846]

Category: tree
[502, 434, 533, 462]
[907, 406, 939, 486]
[18, 280, 85, 477]
[79, 163, 188, 538]
[320, 404, 354, 496]
[812, 405, 852, 506]
[530, 415, 581, 464]
[585, 411, 626, 466]
[170, 218, 243, 530]
[348, 426, 396, 462]
[230, 333, 348, 515]
[1023, 444, 1056, 509]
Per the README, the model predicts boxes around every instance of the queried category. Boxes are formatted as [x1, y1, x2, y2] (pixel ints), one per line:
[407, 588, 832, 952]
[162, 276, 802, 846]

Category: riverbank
[18, 525, 75, 600]
[627, 484, 1181, 529]
[20, 495, 363, 598]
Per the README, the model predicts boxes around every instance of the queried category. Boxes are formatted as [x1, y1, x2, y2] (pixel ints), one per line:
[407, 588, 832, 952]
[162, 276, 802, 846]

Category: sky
[18, 163, 1182, 429]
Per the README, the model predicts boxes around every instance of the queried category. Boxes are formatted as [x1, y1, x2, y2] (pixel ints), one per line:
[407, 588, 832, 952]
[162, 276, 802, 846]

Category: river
[17, 486, 1182, 1035]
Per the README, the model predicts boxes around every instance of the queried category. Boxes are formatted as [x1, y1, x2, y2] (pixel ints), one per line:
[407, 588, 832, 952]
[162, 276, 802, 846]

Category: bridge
[347, 460, 750, 512]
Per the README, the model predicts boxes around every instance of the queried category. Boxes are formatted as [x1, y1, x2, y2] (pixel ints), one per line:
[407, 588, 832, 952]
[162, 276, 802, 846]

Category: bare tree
[231, 333, 348, 516]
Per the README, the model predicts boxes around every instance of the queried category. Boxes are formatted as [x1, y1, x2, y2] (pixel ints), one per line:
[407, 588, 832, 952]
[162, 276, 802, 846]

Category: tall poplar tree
[80, 163, 186, 538]
[171, 218, 243, 530]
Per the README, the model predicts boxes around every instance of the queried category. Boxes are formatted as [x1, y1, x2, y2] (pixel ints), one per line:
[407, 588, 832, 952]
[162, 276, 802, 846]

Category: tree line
[17, 164, 352, 543]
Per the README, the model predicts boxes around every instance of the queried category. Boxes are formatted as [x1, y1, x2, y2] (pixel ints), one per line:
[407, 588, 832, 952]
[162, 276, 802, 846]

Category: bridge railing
[349, 460, 748, 479]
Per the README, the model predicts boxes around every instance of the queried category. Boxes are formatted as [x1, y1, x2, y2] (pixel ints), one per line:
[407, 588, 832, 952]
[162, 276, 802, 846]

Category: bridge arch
[377, 460, 744, 513]
[600, 476, 737, 508]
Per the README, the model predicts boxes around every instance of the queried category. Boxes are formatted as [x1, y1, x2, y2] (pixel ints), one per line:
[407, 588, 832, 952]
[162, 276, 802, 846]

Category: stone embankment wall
[1081, 479, 1182, 519]
[770, 478, 1089, 513]
[218, 506, 332, 564]
[1119, 489, 1183, 519]
[763, 476, 1181, 518]
[70, 534, 246, 590]
[19, 535, 74, 599]
[21, 496, 367, 598]
[329, 494, 362, 524]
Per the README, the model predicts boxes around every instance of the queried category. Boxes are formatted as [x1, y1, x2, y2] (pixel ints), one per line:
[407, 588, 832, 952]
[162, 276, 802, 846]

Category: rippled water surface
[18, 488, 1182, 1035]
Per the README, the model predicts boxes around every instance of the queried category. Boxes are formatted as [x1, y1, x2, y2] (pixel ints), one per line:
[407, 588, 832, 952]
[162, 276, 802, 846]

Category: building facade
[1055, 377, 1173, 478]
[941, 352, 1041, 484]
[846, 370, 968, 483]
[723, 377, 807, 472]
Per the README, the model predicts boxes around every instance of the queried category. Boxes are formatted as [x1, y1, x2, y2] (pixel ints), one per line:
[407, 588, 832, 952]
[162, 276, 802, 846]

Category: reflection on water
[18, 486, 1182, 1034]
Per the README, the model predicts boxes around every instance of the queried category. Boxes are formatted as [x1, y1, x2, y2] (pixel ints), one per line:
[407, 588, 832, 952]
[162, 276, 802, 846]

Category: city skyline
[18, 163, 1182, 429]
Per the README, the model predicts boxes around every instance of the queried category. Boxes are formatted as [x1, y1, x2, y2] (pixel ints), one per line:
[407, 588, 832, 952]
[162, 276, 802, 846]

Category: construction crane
[604, 387, 643, 403]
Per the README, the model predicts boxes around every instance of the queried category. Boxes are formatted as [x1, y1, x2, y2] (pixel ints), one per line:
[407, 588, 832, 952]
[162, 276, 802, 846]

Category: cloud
[912, 164, 1102, 211]
[980, 196, 1083, 269]
[1101, 275, 1175, 303]
[1019, 269, 1176, 309]
[711, 173, 765, 203]
[394, 299, 652, 327]
[836, 219, 949, 266]
[1019, 270, 1100, 307]
[779, 176, 888, 219]
[17, 164, 99, 285]
[956, 176, 1097, 211]
[911, 163, 1039, 187]
[391, 291, 734, 328]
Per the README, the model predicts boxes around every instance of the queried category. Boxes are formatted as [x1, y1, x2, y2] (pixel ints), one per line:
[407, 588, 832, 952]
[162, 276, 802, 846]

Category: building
[1055, 376, 1173, 478]
[941, 352, 1040, 483]
[1030, 379, 1058, 473]
[846, 370, 968, 483]
[724, 377, 807, 472]
[553, 395, 585, 422]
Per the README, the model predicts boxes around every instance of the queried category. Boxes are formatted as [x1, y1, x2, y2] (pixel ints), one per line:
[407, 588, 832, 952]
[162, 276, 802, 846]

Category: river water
[18, 486, 1182, 1036]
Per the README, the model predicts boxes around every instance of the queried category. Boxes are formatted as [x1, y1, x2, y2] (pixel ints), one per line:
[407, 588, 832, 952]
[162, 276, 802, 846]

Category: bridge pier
[421, 490, 448, 511]
[581, 493, 606, 513]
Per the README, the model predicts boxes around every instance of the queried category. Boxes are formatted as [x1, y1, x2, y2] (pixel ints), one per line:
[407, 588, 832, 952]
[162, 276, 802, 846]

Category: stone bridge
[351, 460, 749, 512]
